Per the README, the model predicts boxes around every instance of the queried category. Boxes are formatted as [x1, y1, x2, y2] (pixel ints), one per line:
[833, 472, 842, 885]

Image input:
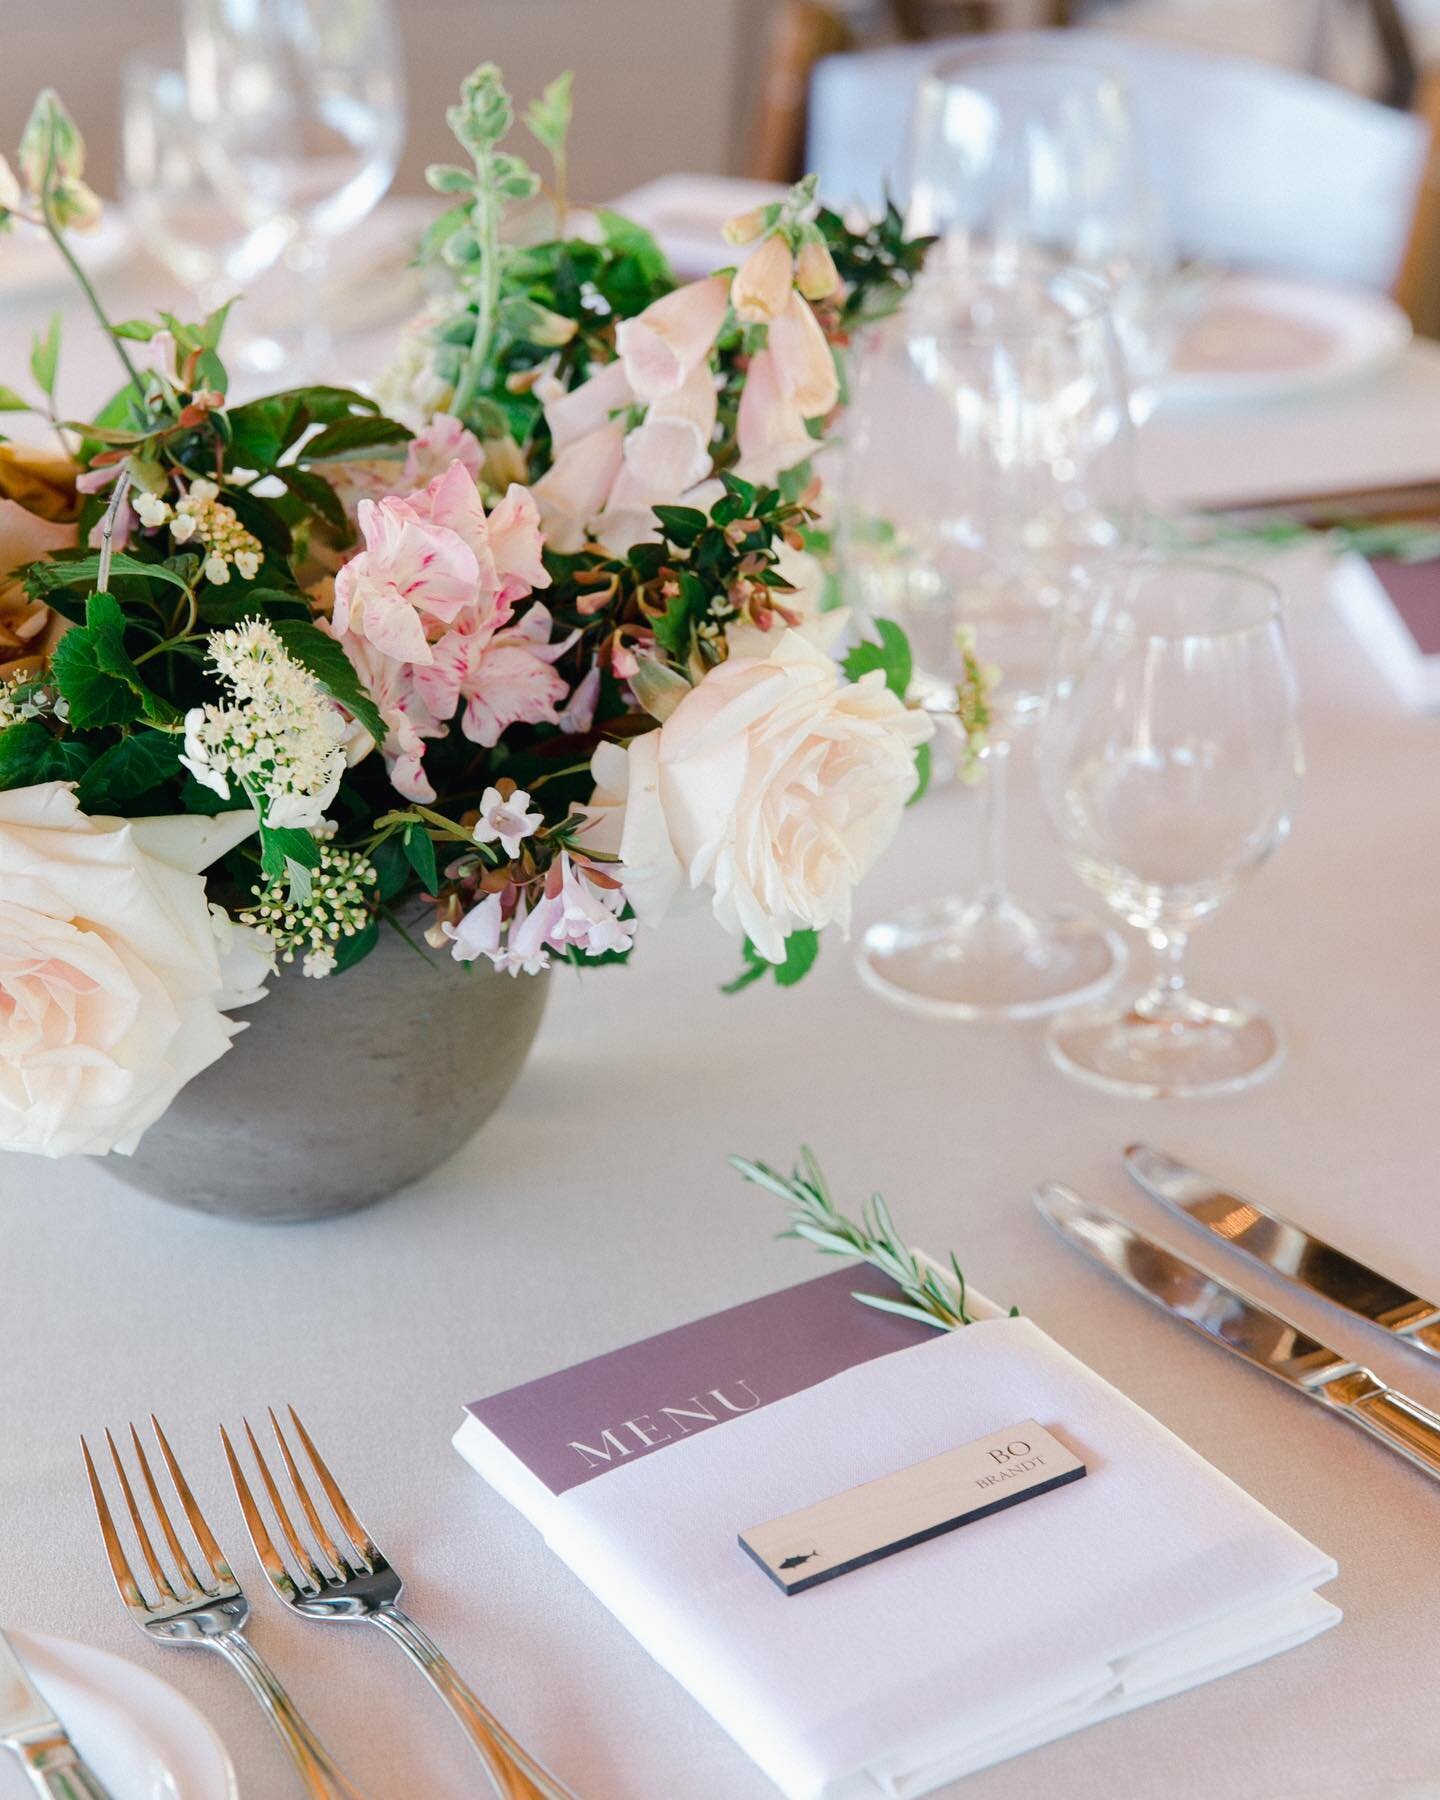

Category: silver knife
[1035, 1181, 1440, 1483]
[1125, 1144, 1440, 1360]
[0, 1631, 112, 1799]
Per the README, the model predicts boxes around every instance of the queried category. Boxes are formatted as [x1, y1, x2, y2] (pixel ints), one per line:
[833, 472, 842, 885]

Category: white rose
[0, 783, 269, 1158]
[581, 631, 932, 963]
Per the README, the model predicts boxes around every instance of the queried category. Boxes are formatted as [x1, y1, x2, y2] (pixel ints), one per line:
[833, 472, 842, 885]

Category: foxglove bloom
[615, 274, 729, 401]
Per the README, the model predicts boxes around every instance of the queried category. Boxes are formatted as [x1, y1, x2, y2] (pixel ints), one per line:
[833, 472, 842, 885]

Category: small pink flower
[403, 414, 484, 488]
[616, 274, 730, 402]
[332, 498, 477, 664]
[734, 348, 816, 486]
[495, 891, 560, 976]
[444, 890, 504, 964]
[554, 853, 634, 957]
[473, 784, 543, 857]
[557, 664, 601, 734]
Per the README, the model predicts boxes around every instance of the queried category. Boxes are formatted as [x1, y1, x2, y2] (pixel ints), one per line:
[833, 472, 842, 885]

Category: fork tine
[221, 1423, 306, 1603]
[130, 1424, 204, 1596]
[243, 1416, 334, 1589]
[81, 1435, 149, 1615]
[287, 1406, 380, 1566]
[106, 1428, 181, 1604]
[151, 1414, 233, 1588]
[267, 1408, 351, 1578]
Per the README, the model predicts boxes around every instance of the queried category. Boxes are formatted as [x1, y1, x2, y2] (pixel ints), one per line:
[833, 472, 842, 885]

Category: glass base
[1046, 992, 1284, 1098]
[858, 895, 1126, 1021]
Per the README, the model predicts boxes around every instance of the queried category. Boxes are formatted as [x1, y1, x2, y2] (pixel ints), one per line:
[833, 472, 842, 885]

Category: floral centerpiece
[0, 69, 961, 1189]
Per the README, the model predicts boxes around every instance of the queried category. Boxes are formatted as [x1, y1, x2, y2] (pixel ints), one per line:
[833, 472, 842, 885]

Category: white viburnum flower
[180, 619, 347, 832]
[133, 491, 173, 530]
[472, 785, 543, 858]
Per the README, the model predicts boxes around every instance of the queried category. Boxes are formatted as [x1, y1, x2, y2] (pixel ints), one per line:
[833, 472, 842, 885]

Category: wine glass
[1035, 557, 1303, 1098]
[182, 0, 406, 376]
[122, 58, 291, 318]
[907, 45, 1177, 422]
[842, 265, 1134, 1020]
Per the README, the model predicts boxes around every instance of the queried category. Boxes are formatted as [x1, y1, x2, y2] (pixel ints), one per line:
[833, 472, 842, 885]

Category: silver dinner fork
[81, 1418, 365, 1800]
[223, 1407, 578, 1800]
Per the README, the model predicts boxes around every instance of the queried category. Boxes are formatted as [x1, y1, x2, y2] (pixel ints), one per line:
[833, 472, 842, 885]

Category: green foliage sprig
[732, 1146, 1018, 1330]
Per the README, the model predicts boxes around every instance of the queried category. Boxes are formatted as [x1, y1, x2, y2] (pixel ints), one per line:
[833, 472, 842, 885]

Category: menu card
[456, 1272, 1339, 1799]
[1331, 552, 1440, 708]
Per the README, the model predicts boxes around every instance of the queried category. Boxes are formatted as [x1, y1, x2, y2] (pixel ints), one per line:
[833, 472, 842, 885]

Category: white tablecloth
[3, 248, 1440, 1799]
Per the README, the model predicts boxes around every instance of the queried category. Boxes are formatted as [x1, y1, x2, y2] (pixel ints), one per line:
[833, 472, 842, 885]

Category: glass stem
[977, 736, 1011, 910]
[1138, 926, 1190, 1020]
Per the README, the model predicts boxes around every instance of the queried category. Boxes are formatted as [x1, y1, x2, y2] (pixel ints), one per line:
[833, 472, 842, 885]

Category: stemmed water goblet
[906, 44, 1178, 422]
[1035, 556, 1303, 1097]
[840, 265, 1134, 1019]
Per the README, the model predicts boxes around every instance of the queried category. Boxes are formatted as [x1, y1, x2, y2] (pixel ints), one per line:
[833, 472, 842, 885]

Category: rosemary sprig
[730, 1146, 1016, 1331]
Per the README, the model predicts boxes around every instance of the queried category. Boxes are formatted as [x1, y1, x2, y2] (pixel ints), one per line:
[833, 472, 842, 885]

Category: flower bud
[722, 207, 767, 247]
[794, 237, 840, 302]
[730, 231, 794, 325]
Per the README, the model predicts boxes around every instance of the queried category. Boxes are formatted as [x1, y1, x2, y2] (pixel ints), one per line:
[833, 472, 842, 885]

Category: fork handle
[212, 1631, 367, 1800]
[371, 1604, 578, 1800]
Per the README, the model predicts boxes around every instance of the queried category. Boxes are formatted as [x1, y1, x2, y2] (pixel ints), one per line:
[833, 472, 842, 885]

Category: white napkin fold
[461, 1315, 1338, 1799]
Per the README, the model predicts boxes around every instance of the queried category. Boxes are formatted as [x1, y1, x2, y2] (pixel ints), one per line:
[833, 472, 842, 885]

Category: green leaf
[843, 618, 913, 700]
[594, 209, 671, 286]
[0, 718, 94, 790]
[524, 71, 573, 156]
[908, 740, 931, 806]
[331, 917, 380, 973]
[28, 549, 192, 596]
[0, 385, 31, 413]
[653, 504, 708, 547]
[50, 627, 141, 729]
[259, 823, 321, 881]
[425, 162, 476, 194]
[370, 834, 411, 902]
[111, 318, 160, 342]
[300, 414, 412, 462]
[225, 386, 378, 471]
[721, 929, 820, 994]
[75, 731, 183, 812]
[281, 466, 349, 537]
[270, 618, 385, 746]
[30, 313, 60, 400]
[403, 823, 440, 894]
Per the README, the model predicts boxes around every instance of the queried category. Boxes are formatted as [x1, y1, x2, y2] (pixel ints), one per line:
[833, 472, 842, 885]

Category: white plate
[1156, 273, 1411, 407]
[0, 213, 132, 306]
[0, 1630, 236, 1800]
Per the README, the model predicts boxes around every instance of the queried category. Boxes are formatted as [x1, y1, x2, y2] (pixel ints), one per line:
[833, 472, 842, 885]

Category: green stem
[451, 173, 501, 421]
[39, 192, 145, 402]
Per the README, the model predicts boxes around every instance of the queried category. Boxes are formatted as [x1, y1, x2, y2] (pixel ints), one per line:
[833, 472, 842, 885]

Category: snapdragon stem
[451, 174, 501, 421]
[39, 139, 145, 402]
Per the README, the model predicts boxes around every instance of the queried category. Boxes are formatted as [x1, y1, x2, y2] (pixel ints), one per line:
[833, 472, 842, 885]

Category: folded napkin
[459, 1310, 1337, 1798]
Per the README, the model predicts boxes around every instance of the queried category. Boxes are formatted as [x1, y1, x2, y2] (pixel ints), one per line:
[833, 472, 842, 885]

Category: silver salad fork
[82, 1418, 364, 1798]
[223, 1406, 579, 1800]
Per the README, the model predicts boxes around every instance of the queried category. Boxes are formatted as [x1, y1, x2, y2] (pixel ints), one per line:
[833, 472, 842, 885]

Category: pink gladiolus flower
[331, 499, 477, 664]
[733, 348, 816, 486]
[730, 232, 794, 325]
[768, 291, 840, 419]
[616, 275, 729, 402]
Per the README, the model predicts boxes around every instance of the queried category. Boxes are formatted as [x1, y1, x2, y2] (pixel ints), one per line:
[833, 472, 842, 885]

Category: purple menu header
[464, 1265, 932, 1496]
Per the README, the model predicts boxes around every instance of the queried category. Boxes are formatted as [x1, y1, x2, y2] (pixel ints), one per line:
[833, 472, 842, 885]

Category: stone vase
[103, 924, 549, 1224]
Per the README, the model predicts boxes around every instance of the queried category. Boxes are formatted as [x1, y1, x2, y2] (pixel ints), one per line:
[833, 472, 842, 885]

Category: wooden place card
[739, 1419, 1086, 1595]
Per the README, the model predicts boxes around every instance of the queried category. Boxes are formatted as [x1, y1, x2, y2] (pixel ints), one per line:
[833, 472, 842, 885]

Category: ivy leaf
[843, 618, 913, 700]
[271, 618, 385, 746]
[29, 313, 60, 400]
[76, 731, 183, 812]
[721, 929, 820, 994]
[403, 823, 440, 894]
[0, 719, 94, 791]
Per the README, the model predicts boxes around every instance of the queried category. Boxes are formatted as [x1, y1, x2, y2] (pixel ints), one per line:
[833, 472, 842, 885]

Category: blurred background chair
[806, 29, 1430, 292]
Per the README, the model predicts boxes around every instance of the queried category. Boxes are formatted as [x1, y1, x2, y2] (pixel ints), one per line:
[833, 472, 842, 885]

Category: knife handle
[10, 1738, 112, 1800]
[1326, 1372, 1440, 1481]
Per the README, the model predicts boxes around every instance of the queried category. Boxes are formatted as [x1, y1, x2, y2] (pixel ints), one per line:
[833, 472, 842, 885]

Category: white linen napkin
[459, 1315, 1338, 1799]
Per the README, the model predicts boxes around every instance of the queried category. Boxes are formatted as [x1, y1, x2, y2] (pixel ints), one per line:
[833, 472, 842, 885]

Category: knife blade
[0, 1630, 112, 1799]
[1125, 1144, 1440, 1359]
[1035, 1181, 1440, 1484]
